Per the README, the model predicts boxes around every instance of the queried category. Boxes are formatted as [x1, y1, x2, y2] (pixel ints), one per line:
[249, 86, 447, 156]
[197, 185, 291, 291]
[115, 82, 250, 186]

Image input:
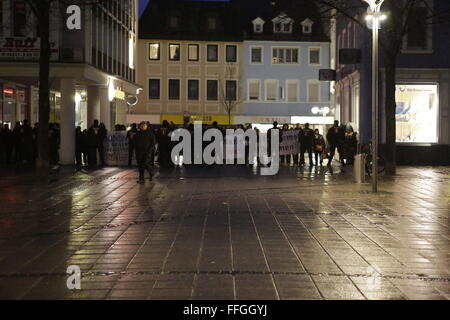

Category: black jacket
[135, 129, 156, 156]
[299, 128, 314, 146]
[327, 125, 345, 145]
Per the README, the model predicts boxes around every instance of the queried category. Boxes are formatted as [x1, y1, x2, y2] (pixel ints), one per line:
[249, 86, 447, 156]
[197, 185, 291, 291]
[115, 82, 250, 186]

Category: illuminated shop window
[395, 84, 438, 143]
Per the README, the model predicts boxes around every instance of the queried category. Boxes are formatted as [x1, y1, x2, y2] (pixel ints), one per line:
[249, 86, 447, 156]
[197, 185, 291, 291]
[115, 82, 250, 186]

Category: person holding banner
[135, 121, 156, 184]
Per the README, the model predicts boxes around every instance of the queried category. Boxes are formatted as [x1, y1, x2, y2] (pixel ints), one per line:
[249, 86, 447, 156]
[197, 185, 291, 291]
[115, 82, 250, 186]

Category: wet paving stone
[0, 165, 449, 299]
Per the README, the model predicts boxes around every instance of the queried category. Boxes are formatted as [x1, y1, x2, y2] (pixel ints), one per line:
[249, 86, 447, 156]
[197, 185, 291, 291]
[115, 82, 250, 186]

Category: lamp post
[364, 0, 385, 193]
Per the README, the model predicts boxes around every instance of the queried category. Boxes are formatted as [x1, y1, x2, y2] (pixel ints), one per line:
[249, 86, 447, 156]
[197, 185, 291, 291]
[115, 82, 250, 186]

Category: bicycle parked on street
[361, 143, 385, 177]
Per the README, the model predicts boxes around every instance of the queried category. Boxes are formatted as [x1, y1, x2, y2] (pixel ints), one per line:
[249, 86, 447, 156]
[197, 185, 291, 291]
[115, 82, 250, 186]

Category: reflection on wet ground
[0, 164, 448, 299]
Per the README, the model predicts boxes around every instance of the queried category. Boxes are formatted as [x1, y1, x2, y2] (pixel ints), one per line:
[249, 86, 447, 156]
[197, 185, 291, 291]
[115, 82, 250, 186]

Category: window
[169, 44, 180, 61]
[395, 84, 438, 143]
[13, 0, 27, 37]
[207, 45, 218, 62]
[309, 48, 320, 65]
[274, 23, 283, 33]
[188, 80, 199, 100]
[282, 22, 292, 33]
[149, 43, 160, 60]
[188, 44, 199, 61]
[248, 80, 260, 101]
[226, 80, 237, 101]
[272, 47, 298, 64]
[226, 45, 237, 62]
[286, 80, 298, 102]
[301, 18, 314, 34]
[252, 17, 265, 33]
[251, 47, 263, 64]
[406, 7, 428, 49]
[168, 79, 180, 100]
[265, 80, 278, 101]
[308, 81, 320, 102]
[207, 80, 218, 100]
[148, 79, 160, 99]
[208, 17, 217, 30]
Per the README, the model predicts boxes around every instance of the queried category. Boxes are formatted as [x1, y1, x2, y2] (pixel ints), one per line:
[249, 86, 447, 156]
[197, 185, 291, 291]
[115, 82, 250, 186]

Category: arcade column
[60, 78, 76, 165]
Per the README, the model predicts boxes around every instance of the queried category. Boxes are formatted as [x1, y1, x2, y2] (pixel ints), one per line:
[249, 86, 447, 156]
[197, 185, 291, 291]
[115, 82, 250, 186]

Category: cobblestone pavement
[0, 164, 448, 300]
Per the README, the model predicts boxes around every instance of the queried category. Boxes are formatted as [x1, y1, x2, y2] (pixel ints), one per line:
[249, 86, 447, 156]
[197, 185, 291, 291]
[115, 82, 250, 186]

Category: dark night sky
[139, 0, 229, 16]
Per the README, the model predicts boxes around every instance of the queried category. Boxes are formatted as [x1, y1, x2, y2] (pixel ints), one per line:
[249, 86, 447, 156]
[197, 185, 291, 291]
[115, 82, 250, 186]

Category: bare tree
[218, 63, 242, 125]
[309, 0, 450, 175]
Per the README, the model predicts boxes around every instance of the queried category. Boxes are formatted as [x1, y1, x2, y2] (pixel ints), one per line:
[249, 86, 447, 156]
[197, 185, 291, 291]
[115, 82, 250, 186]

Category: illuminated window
[307, 81, 320, 102]
[149, 43, 160, 60]
[248, 80, 260, 101]
[188, 44, 199, 61]
[395, 84, 438, 143]
[169, 44, 180, 61]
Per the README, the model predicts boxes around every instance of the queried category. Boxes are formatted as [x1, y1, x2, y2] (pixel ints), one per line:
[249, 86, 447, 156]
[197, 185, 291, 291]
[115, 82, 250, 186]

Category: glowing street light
[363, 0, 385, 193]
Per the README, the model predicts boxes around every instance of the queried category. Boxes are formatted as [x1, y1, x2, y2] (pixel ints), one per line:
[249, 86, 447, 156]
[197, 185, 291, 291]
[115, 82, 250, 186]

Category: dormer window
[252, 17, 265, 33]
[301, 18, 314, 34]
[272, 13, 293, 34]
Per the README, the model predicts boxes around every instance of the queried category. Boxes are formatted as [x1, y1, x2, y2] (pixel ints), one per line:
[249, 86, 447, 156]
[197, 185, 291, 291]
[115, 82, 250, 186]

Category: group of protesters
[275, 120, 357, 167]
[1, 118, 357, 172]
[0, 120, 61, 166]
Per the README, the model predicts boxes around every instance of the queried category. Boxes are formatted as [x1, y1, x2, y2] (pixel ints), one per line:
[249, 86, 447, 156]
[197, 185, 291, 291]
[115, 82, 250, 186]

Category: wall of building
[135, 39, 243, 124]
[243, 40, 331, 118]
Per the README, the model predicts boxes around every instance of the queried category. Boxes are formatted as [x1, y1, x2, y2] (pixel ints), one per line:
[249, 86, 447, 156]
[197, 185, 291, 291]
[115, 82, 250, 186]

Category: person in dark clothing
[19, 120, 34, 165]
[1, 124, 13, 164]
[98, 123, 107, 166]
[32, 123, 39, 162]
[48, 123, 60, 165]
[135, 121, 156, 183]
[280, 124, 291, 165]
[299, 123, 314, 166]
[75, 126, 83, 168]
[157, 120, 174, 167]
[326, 120, 345, 166]
[313, 129, 326, 166]
[127, 123, 138, 166]
[12, 122, 22, 164]
[343, 128, 358, 165]
[87, 120, 100, 167]
[267, 121, 282, 160]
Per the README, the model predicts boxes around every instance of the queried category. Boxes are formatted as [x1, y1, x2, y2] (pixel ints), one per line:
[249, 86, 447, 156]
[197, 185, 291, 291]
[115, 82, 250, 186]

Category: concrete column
[60, 78, 76, 165]
[87, 86, 100, 128]
[99, 87, 111, 131]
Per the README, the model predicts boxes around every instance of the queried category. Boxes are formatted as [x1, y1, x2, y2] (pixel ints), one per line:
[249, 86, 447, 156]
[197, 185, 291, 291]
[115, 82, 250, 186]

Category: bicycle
[361, 143, 385, 177]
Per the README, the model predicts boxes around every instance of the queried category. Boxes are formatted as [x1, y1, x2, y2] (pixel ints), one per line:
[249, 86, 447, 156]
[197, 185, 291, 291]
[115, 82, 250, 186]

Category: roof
[139, 0, 330, 42]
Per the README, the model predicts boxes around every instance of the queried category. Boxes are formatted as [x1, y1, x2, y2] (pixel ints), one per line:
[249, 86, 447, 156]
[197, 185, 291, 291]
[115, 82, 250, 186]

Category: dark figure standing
[299, 123, 314, 166]
[135, 122, 156, 183]
[313, 129, 326, 166]
[326, 120, 345, 166]
[98, 123, 107, 166]
[75, 126, 83, 168]
[1, 124, 13, 164]
[48, 123, 60, 165]
[267, 121, 282, 160]
[127, 123, 138, 166]
[157, 120, 174, 167]
[87, 120, 100, 167]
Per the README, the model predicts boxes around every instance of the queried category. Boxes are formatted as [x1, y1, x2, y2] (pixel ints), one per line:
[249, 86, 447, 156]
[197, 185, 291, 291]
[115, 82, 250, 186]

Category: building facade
[135, 0, 243, 125]
[240, 0, 332, 131]
[0, 0, 140, 164]
[334, 0, 450, 165]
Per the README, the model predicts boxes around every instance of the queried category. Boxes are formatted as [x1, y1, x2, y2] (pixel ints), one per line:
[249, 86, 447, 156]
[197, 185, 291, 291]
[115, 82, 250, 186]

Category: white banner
[104, 131, 134, 166]
[280, 130, 300, 156]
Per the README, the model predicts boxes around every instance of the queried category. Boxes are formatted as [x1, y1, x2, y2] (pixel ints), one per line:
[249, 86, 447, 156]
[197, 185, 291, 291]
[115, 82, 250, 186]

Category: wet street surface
[0, 165, 449, 300]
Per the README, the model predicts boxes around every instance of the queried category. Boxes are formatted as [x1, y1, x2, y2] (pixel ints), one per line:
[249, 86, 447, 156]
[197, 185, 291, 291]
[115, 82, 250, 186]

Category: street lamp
[364, 0, 384, 193]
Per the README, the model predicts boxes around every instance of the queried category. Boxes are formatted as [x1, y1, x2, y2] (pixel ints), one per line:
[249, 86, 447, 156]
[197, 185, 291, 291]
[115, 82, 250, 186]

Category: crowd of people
[1, 119, 358, 173]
